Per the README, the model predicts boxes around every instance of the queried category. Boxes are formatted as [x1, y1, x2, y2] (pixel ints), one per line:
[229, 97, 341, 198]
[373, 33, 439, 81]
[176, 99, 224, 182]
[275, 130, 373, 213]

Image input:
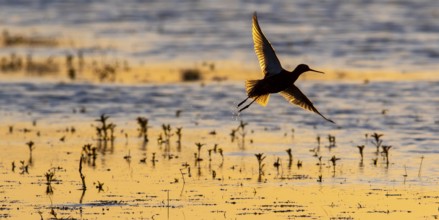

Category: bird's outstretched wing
[252, 12, 283, 77]
[279, 85, 334, 123]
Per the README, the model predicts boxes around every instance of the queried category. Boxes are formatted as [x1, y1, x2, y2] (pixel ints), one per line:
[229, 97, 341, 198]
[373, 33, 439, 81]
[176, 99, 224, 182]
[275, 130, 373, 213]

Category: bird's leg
[237, 97, 249, 107]
[238, 97, 257, 112]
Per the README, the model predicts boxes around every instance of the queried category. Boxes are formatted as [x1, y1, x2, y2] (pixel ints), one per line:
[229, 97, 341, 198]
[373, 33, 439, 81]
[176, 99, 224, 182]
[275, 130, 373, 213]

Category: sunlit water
[2, 80, 439, 144]
[1, 81, 439, 219]
[1, 80, 438, 160]
[0, 0, 438, 73]
[1, 1, 439, 218]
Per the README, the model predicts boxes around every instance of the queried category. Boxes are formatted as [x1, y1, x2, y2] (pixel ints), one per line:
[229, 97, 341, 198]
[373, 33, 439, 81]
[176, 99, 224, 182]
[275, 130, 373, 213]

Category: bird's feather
[245, 80, 270, 106]
[245, 79, 258, 96]
[279, 85, 334, 123]
[255, 94, 270, 106]
[252, 12, 283, 77]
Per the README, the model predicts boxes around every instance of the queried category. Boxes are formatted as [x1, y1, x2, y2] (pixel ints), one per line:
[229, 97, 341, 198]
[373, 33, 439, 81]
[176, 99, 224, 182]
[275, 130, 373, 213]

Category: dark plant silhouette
[97, 114, 109, 137]
[286, 148, 293, 169]
[316, 136, 321, 152]
[208, 149, 212, 162]
[195, 143, 205, 162]
[328, 134, 336, 148]
[317, 156, 324, 173]
[330, 155, 340, 175]
[19, 160, 29, 174]
[82, 144, 97, 167]
[94, 63, 118, 82]
[162, 124, 172, 154]
[151, 152, 157, 167]
[66, 54, 76, 80]
[176, 127, 182, 151]
[175, 110, 182, 117]
[136, 117, 149, 143]
[45, 169, 56, 184]
[218, 148, 224, 167]
[371, 133, 383, 154]
[403, 165, 408, 184]
[212, 170, 217, 180]
[94, 181, 104, 192]
[357, 145, 365, 160]
[95, 114, 115, 152]
[26, 141, 35, 165]
[237, 121, 248, 149]
[382, 145, 392, 166]
[179, 168, 186, 184]
[230, 128, 237, 142]
[45, 168, 57, 195]
[255, 153, 266, 182]
[107, 123, 116, 142]
[213, 144, 218, 153]
[79, 155, 87, 190]
[418, 156, 424, 177]
[372, 158, 378, 166]
[2, 30, 57, 47]
[273, 157, 281, 176]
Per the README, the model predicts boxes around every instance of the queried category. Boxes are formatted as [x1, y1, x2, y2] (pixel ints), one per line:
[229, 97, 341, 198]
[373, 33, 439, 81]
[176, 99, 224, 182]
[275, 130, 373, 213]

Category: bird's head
[295, 64, 324, 75]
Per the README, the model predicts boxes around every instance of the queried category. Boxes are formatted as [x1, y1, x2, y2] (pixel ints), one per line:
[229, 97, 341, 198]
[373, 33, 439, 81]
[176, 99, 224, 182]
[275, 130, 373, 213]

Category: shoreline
[1, 60, 437, 85]
[1, 28, 438, 85]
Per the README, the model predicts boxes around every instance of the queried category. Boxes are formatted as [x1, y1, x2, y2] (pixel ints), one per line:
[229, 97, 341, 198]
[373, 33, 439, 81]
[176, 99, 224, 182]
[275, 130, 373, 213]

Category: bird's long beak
[309, 69, 324, 74]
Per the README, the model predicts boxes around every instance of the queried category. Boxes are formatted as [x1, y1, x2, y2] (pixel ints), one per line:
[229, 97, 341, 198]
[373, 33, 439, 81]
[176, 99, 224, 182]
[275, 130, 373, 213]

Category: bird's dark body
[248, 70, 299, 97]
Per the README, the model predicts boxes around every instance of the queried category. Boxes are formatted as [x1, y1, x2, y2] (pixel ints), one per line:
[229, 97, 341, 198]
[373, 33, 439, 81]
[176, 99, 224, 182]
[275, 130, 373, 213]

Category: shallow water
[1, 1, 439, 218]
[1, 80, 438, 153]
[2, 80, 439, 161]
[1, 80, 439, 219]
[0, 0, 438, 73]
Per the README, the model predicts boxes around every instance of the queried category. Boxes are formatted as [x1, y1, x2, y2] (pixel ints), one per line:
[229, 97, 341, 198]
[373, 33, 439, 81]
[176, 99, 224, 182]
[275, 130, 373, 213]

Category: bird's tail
[245, 80, 270, 106]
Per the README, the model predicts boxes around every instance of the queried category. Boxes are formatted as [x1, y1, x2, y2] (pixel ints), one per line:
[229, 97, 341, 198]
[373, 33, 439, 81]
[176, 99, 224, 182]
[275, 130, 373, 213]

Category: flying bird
[237, 12, 334, 123]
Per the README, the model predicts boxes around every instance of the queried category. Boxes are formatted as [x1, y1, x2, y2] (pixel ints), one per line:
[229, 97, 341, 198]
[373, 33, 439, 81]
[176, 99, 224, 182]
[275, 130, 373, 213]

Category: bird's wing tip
[320, 114, 335, 124]
[325, 117, 336, 124]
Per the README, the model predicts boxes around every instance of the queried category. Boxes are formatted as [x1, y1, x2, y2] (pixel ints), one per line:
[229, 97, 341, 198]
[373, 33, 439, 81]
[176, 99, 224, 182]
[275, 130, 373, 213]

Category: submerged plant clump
[181, 68, 202, 81]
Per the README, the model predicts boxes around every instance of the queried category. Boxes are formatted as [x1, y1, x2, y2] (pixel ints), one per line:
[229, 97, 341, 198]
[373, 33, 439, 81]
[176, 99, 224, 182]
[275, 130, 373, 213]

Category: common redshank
[238, 12, 334, 124]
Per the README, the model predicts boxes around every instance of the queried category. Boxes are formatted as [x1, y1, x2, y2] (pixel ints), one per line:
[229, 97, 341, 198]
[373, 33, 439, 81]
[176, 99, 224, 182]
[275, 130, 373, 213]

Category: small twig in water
[403, 165, 408, 184]
[418, 156, 424, 178]
[286, 148, 293, 169]
[79, 155, 87, 190]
